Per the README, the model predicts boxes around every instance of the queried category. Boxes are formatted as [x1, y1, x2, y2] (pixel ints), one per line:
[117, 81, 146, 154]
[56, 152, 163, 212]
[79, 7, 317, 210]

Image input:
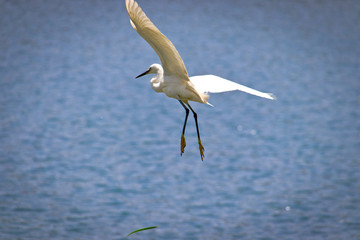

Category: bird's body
[138, 63, 210, 106]
[125, 0, 276, 160]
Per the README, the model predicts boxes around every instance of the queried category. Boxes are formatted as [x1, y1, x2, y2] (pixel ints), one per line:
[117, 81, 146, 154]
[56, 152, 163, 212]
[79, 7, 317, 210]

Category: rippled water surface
[1, 0, 359, 239]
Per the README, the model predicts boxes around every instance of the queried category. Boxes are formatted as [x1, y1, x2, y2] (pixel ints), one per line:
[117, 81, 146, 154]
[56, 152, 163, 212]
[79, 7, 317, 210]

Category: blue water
[1, 0, 359, 239]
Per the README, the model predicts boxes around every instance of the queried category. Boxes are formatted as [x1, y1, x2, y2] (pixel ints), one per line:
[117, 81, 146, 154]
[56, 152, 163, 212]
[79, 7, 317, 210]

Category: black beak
[135, 69, 151, 78]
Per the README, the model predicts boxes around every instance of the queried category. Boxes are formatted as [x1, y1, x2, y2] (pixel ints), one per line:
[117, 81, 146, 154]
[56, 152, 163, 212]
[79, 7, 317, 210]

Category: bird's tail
[201, 93, 213, 107]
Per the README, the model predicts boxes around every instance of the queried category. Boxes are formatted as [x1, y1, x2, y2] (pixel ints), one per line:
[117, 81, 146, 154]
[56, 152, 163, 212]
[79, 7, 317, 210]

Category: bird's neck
[150, 72, 164, 93]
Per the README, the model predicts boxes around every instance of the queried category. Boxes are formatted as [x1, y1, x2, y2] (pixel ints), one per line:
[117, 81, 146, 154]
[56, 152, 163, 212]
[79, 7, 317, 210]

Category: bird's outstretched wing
[125, 0, 189, 80]
[190, 75, 277, 100]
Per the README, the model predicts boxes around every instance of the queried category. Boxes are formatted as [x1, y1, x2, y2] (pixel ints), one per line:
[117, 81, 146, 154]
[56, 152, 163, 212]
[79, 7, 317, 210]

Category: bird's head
[135, 63, 163, 78]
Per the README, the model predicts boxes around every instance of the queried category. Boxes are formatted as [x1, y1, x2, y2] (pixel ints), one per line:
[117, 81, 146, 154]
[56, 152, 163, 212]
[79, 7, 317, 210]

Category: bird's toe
[198, 139, 205, 161]
[181, 134, 186, 156]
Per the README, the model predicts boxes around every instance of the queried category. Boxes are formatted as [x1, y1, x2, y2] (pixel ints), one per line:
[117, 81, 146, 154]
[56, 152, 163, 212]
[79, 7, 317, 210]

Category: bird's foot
[198, 139, 205, 161]
[180, 134, 186, 156]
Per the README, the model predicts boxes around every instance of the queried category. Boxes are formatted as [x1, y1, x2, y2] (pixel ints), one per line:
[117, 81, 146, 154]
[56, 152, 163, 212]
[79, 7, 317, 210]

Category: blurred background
[1, 0, 359, 239]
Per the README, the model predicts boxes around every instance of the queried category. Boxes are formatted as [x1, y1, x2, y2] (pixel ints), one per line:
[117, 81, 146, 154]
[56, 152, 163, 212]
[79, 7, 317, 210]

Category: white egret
[125, 0, 276, 161]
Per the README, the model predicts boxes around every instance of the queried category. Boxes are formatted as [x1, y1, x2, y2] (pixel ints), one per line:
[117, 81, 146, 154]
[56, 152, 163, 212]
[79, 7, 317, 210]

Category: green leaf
[127, 226, 158, 237]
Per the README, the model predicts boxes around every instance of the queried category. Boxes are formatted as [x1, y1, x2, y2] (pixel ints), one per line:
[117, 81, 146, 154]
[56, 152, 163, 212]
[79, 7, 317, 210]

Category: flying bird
[125, 0, 276, 161]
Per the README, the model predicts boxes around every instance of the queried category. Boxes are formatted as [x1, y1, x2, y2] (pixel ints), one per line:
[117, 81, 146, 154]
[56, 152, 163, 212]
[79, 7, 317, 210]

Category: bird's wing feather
[125, 0, 189, 80]
[190, 75, 276, 100]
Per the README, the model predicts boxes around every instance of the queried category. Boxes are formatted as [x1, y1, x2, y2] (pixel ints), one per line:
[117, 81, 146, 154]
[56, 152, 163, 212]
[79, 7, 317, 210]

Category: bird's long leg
[187, 103, 205, 161]
[179, 100, 189, 156]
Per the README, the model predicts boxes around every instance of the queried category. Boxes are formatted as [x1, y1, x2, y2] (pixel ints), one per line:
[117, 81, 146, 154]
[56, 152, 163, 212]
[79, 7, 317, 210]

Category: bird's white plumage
[190, 75, 276, 100]
[125, 0, 189, 80]
[125, 0, 276, 104]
